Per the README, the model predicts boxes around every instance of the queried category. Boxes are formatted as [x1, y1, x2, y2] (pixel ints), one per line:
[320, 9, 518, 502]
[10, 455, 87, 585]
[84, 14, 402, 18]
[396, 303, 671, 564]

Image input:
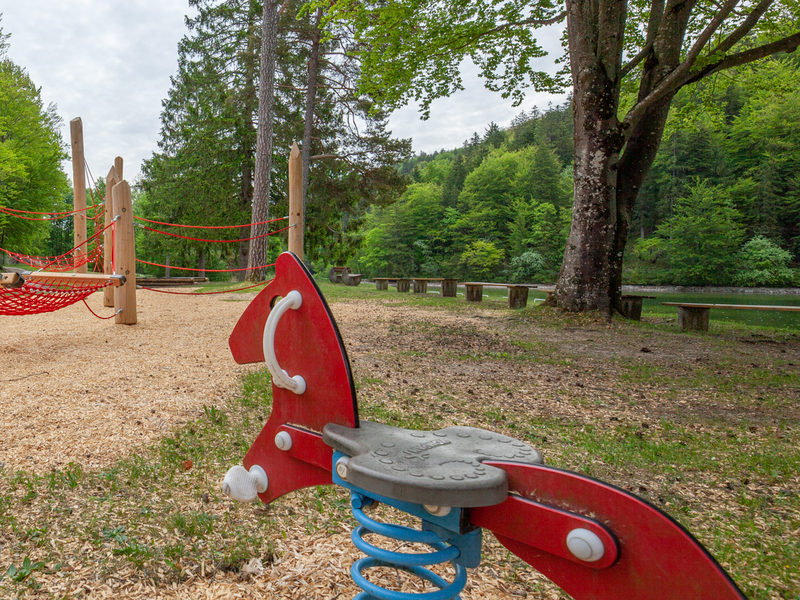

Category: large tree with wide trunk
[323, 0, 800, 315]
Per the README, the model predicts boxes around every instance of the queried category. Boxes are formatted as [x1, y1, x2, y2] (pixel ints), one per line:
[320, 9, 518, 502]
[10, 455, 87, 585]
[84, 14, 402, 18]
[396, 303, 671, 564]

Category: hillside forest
[1, 9, 799, 288]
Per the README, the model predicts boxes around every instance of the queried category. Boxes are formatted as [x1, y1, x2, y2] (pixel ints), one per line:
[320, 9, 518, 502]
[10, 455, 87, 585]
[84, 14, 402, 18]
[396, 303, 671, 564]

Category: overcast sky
[1, 2, 567, 184]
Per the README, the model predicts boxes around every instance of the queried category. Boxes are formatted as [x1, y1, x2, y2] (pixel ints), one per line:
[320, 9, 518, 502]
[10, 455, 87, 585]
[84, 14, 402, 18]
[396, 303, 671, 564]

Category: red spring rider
[223, 252, 747, 600]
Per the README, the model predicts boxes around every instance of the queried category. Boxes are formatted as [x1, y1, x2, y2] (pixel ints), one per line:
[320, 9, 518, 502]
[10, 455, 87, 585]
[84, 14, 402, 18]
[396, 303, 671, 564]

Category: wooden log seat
[396, 278, 410, 292]
[662, 302, 800, 331]
[462, 282, 537, 309]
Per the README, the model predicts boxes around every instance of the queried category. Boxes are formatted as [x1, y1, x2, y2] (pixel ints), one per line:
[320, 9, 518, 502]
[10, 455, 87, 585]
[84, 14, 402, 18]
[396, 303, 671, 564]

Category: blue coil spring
[349, 494, 467, 600]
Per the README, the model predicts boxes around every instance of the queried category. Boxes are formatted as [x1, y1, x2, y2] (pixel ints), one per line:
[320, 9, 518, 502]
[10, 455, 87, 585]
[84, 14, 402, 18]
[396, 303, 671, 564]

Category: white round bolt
[222, 465, 268, 503]
[423, 505, 452, 517]
[566, 528, 605, 562]
[335, 457, 350, 480]
[274, 431, 293, 451]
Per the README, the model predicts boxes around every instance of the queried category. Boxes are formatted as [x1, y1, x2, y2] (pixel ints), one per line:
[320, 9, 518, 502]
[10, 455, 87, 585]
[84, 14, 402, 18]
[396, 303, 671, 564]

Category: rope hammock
[0, 272, 125, 316]
[1, 244, 104, 272]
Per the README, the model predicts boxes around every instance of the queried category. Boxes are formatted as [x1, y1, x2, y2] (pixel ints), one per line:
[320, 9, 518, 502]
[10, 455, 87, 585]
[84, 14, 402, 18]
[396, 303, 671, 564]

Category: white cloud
[2, 1, 191, 185]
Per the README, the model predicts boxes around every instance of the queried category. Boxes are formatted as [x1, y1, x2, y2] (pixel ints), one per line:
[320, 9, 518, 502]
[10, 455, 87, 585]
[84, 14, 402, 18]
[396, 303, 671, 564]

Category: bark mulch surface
[1, 287, 798, 599]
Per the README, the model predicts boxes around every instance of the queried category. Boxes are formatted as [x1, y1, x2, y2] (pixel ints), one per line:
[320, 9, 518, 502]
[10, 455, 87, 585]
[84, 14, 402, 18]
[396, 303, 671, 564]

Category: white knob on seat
[566, 528, 605, 562]
[222, 465, 268, 502]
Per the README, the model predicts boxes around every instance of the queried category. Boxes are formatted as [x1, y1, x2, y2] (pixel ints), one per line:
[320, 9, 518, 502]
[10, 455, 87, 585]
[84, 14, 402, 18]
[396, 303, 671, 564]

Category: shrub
[734, 235, 796, 287]
[509, 251, 546, 283]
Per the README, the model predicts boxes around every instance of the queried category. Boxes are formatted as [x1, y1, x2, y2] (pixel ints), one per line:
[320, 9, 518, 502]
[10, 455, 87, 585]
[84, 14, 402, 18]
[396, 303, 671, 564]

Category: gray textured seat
[323, 421, 543, 508]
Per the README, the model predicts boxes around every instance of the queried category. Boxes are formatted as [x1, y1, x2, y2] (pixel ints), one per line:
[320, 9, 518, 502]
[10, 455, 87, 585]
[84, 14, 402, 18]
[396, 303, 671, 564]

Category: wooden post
[103, 165, 119, 307]
[413, 279, 428, 294]
[288, 142, 304, 259]
[70, 118, 87, 273]
[113, 180, 137, 325]
[396, 278, 410, 292]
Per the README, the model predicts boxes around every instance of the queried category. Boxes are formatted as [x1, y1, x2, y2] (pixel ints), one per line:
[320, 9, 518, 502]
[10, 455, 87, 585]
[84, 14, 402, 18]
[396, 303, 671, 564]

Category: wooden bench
[136, 276, 209, 287]
[462, 282, 537, 309]
[328, 267, 346, 284]
[662, 302, 800, 331]
[340, 268, 363, 287]
[374, 277, 459, 296]
[329, 267, 362, 286]
[410, 277, 443, 294]
[373, 277, 392, 291]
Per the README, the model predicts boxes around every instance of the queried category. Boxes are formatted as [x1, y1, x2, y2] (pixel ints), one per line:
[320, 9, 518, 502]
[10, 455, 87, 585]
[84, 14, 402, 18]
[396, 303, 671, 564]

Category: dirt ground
[1, 286, 798, 599]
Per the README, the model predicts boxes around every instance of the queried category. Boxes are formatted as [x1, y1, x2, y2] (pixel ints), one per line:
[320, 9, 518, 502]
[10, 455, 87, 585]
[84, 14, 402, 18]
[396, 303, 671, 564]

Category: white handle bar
[262, 290, 306, 394]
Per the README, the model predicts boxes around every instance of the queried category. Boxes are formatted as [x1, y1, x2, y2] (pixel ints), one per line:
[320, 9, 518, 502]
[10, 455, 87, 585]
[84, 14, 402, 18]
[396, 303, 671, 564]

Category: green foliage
[0, 49, 69, 256]
[734, 236, 796, 287]
[3, 556, 45, 583]
[461, 240, 504, 280]
[509, 250, 546, 283]
[319, 0, 566, 117]
[138, 0, 410, 277]
[654, 182, 746, 286]
[355, 105, 574, 281]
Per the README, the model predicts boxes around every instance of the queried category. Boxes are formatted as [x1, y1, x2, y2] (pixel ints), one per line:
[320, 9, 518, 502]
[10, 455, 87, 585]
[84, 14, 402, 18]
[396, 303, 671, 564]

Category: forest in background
[352, 53, 800, 287]
[1, 9, 799, 288]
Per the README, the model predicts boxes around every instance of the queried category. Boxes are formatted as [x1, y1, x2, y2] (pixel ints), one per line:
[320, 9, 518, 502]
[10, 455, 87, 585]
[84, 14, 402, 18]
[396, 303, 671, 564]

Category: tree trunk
[554, 0, 627, 316]
[239, 2, 258, 282]
[247, 0, 279, 281]
[555, 0, 694, 317]
[198, 249, 206, 279]
[301, 9, 323, 222]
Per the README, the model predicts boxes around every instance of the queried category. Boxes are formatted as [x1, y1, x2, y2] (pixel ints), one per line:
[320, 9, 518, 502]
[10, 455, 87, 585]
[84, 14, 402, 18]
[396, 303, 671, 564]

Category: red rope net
[1, 245, 103, 272]
[0, 277, 115, 316]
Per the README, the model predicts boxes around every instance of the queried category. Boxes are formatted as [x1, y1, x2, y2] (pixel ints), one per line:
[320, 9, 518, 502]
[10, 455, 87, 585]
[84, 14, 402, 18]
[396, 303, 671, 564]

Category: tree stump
[465, 284, 483, 302]
[441, 279, 458, 297]
[678, 306, 710, 331]
[396, 279, 410, 292]
[508, 286, 529, 309]
[413, 279, 428, 294]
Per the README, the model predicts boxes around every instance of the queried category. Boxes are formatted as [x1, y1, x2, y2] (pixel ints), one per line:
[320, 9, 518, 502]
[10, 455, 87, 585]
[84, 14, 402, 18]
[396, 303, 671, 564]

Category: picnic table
[662, 302, 800, 331]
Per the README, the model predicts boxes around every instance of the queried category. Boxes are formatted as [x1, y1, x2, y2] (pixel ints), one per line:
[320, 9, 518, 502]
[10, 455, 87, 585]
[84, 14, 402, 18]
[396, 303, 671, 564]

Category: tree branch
[705, 0, 774, 57]
[624, 0, 742, 130]
[620, 0, 665, 79]
[681, 31, 800, 86]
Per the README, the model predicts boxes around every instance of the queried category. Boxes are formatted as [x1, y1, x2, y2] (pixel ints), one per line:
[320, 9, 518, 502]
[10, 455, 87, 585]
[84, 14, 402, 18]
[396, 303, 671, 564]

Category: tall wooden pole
[288, 142, 304, 260]
[103, 164, 119, 307]
[70, 118, 87, 273]
[113, 180, 137, 325]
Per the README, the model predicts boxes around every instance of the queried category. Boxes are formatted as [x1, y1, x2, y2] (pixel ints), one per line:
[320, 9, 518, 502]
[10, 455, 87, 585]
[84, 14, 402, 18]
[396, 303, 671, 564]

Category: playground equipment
[0, 118, 137, 323]
[223, 251, 747, 600]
